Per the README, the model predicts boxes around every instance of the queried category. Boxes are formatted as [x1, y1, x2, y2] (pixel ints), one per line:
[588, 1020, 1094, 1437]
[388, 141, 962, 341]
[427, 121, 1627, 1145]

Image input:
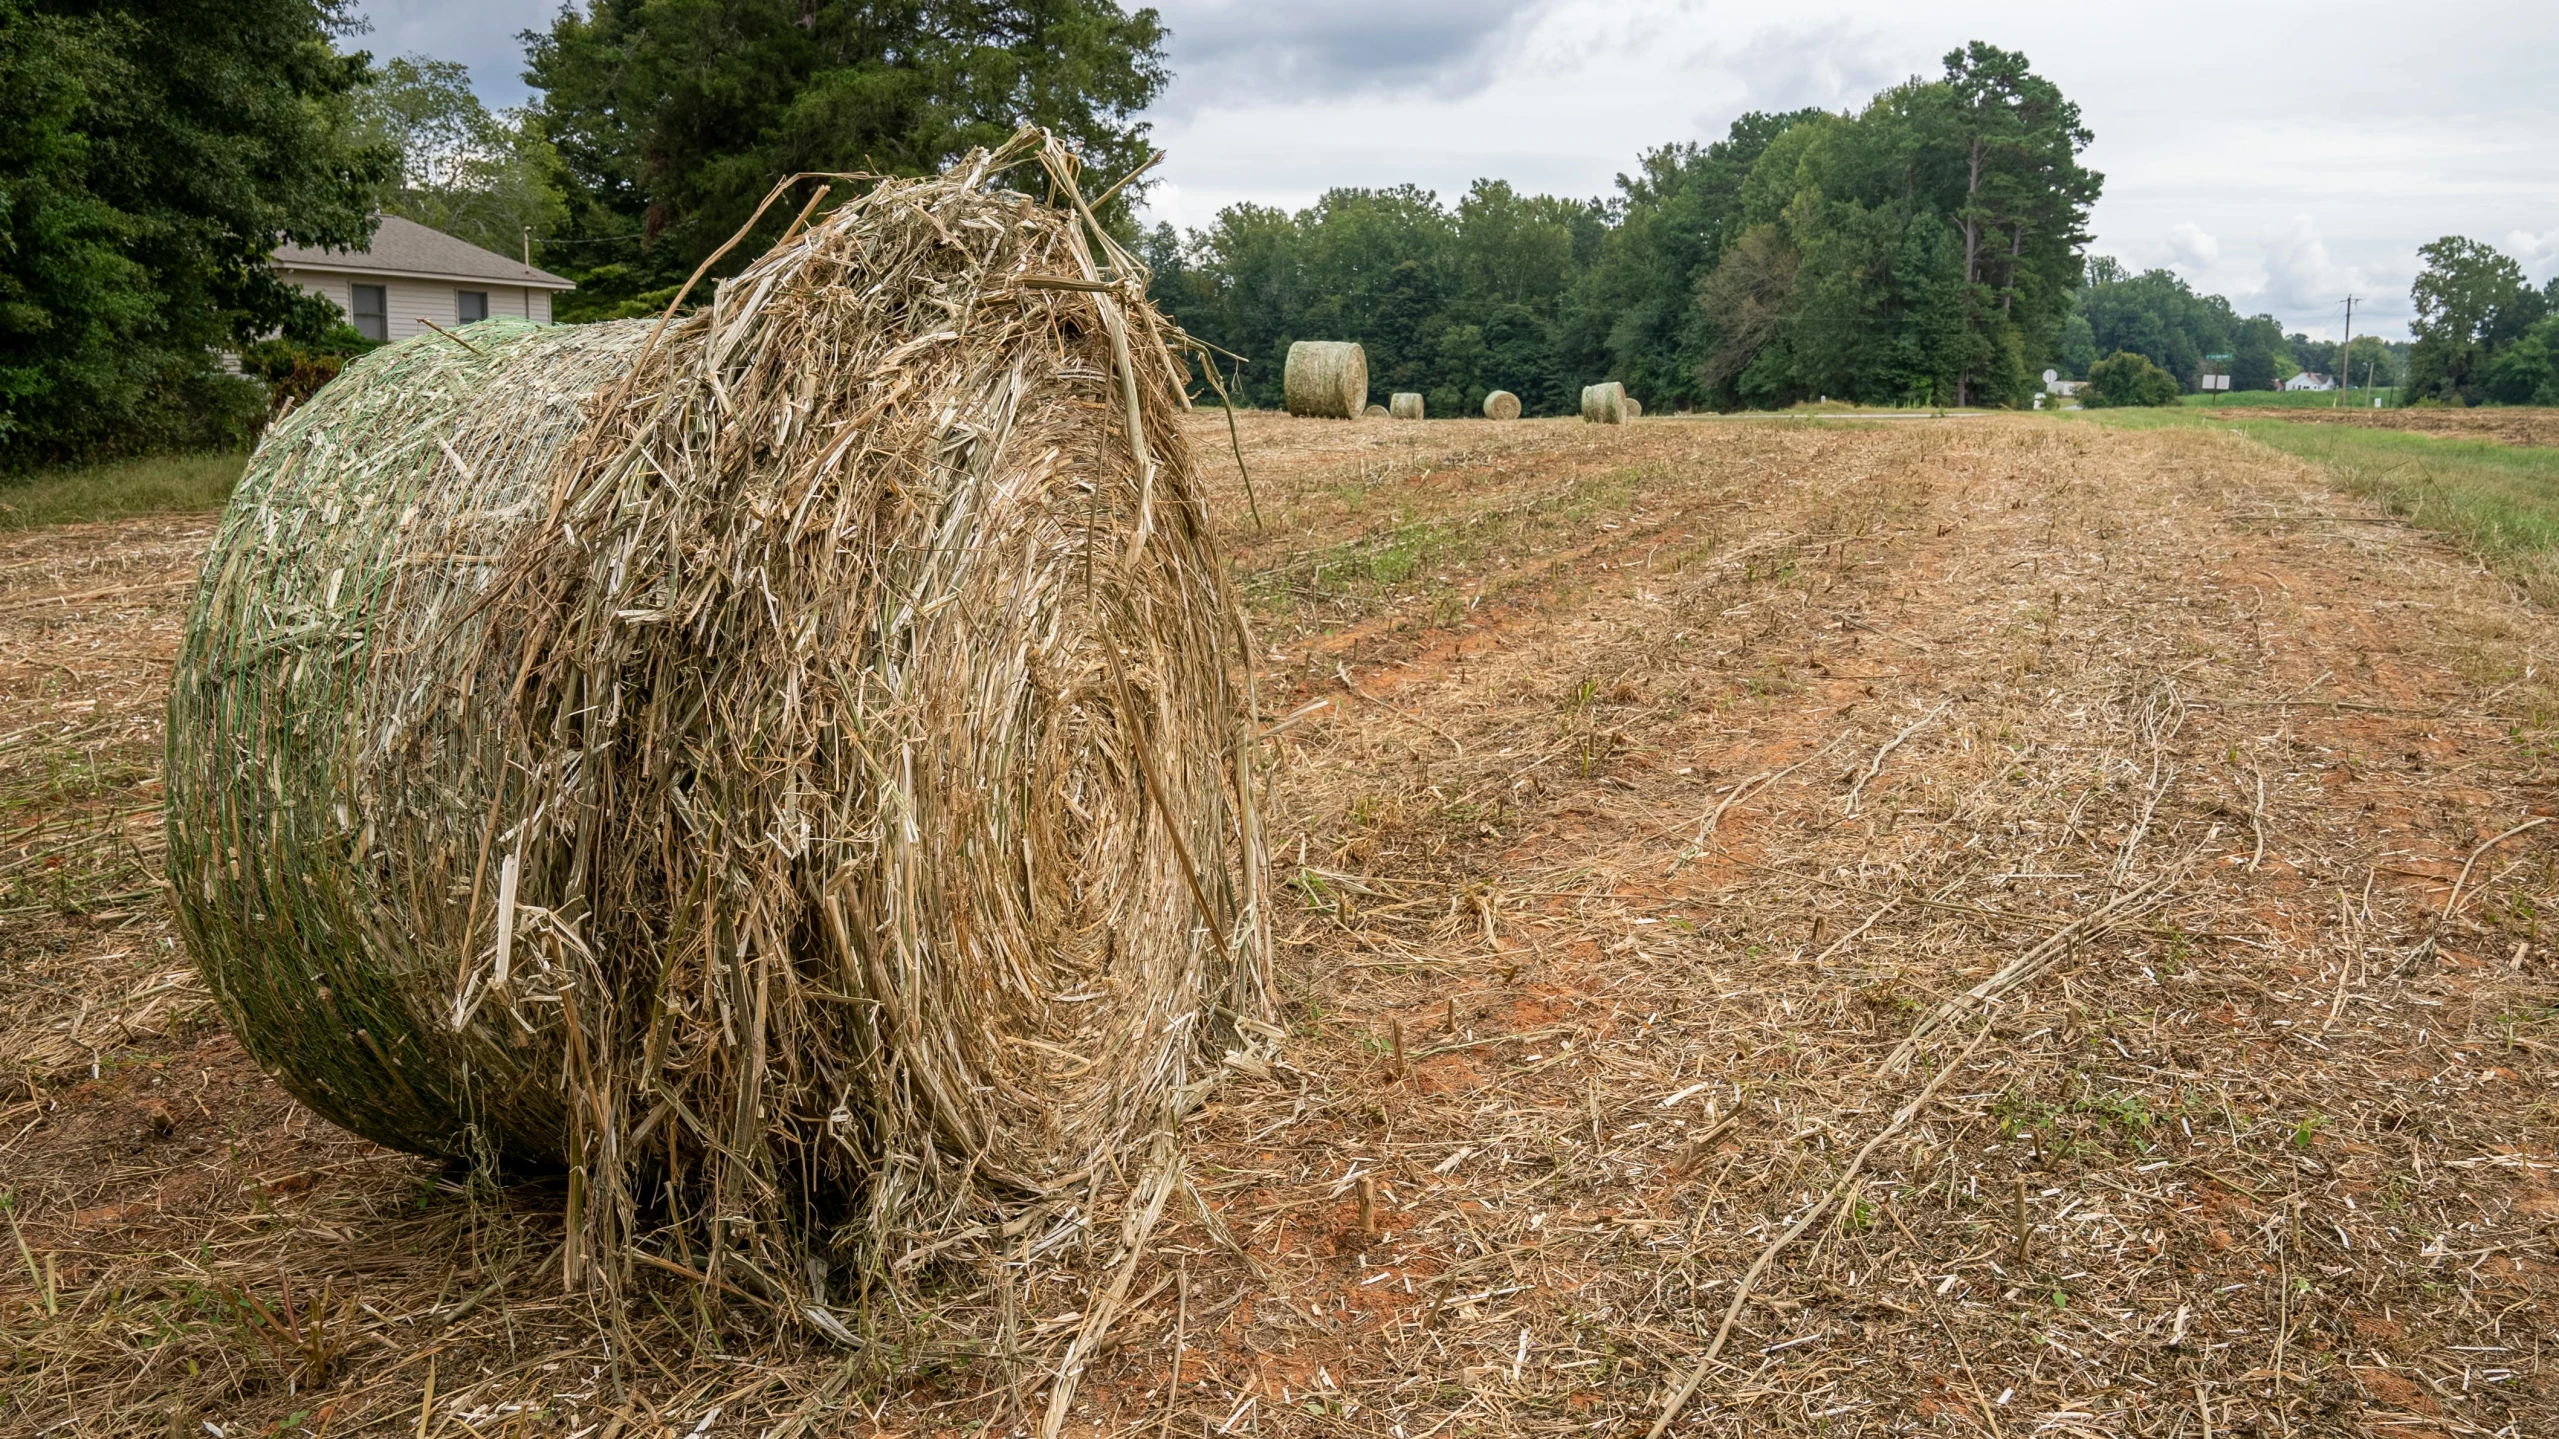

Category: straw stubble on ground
[4, 412, 2557, 1436]
[2212, 405, 2559, 450]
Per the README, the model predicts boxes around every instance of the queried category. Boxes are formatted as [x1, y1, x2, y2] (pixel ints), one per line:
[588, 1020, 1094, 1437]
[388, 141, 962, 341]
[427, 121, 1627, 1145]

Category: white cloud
[2167, 223, 2221, 270]
[2258, 216, 2367, 317]
[2508, 229, 2559, 286]
[1706, 26, 1912, 115]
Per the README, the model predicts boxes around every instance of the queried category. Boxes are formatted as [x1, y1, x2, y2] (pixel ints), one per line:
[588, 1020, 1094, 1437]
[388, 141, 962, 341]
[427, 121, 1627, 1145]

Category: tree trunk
[2002, 224, 2023, 317]
[1962, 139, 1984, 284]
[1957, 137, 1983, 409]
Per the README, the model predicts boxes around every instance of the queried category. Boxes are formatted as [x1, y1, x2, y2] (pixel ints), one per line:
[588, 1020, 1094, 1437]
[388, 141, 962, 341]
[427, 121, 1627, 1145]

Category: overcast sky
[356, 0, 2558, 340]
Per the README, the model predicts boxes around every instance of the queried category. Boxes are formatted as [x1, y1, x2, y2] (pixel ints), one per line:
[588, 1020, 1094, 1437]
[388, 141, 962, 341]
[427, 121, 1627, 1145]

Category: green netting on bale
[167, 133, 1270, 1373]
[172, 316, 649, 1165]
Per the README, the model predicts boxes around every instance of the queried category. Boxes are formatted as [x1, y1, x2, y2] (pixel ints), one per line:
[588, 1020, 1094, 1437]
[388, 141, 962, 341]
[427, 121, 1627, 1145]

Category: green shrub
[0, 356, 269, 473]
[2084, 351, 2182, 408]
[237, 324, 381, 417]
[2482, 316, 2559, 406]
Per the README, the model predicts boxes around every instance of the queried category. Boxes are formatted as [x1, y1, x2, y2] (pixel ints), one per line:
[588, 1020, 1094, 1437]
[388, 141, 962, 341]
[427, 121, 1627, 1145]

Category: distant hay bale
[1364, 404, 1388, 418]
[166, 131, 1271, 1347]
[1581, 381, 1627, 424]
[1482, 389, 1521, 420]
[1285, 340, 1368, 418]
[1389, 392, 1425, 420]
[1626, 396, 1643, 418]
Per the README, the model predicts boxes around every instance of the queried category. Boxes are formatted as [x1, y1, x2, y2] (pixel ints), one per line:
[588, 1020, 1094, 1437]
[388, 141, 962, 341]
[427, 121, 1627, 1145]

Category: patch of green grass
[2068, 408, 2559, 599]
[0, 449, 246, 530]
[2176, 387, 2399, 408]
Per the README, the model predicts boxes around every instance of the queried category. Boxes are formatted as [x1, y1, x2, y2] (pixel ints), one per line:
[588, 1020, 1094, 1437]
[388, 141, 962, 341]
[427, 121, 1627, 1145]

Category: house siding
[279, 269, 554, 338]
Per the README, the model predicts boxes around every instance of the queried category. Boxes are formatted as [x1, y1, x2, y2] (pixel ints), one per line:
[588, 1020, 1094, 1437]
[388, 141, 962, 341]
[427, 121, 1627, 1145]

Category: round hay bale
[167, 132, 1270, 1327]
[1626, 396, 1643, 418]
[1284, 340, 1368, 417]
[1482, 389, 1521, 420]
[1363, 404, 1388, 418]
[1389, 391, 1425, 420]
[1581, 381, 1628, 424]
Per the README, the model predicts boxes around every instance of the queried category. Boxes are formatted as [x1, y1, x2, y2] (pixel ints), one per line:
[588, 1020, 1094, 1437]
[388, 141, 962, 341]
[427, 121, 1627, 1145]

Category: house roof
[272, 215, 577, 291]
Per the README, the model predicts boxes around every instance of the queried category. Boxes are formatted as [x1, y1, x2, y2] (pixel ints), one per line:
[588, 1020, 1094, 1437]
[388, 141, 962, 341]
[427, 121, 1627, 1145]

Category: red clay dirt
[3, 412, 2556, 1436]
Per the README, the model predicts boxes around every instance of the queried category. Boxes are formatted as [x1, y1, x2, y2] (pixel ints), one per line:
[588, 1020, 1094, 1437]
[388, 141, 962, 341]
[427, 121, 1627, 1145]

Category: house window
[350, 284, 388, 342]
[457, 290, 488, 324]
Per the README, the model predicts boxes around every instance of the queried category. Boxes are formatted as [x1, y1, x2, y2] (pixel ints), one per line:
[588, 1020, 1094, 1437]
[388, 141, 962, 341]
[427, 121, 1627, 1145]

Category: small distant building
[271, 215, 575, 342]
[2282, 371, 2335, 392]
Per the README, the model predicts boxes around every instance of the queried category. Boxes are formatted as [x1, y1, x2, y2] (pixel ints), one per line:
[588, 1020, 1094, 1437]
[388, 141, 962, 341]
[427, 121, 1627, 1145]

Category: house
[271, 215, 575, 341]
[2282, 371, 2335, 392]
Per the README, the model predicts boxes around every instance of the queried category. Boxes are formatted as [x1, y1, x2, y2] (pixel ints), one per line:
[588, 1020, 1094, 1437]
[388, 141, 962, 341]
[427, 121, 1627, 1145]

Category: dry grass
[2213, 406, 2559, 449]
[7, 411, 2559, 1436]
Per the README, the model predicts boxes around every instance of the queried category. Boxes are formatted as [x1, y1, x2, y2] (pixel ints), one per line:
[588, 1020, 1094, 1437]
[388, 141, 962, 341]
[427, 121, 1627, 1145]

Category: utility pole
[2335, 295, 2356, 409]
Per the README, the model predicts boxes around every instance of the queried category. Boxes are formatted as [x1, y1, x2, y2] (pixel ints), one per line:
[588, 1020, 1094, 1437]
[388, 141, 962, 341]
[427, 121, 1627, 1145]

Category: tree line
[1151, 43, 2100, 417]
[6, 3, 2555, 471]
[2067, 259, 2406, 397]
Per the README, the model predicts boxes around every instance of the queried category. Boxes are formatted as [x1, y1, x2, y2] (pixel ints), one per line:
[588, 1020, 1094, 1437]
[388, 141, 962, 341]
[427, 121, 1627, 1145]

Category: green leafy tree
[0, 0, 389, 469]
[526, 0, 1168, 318]
[2084, 350, 2180, 407]
[1144, 201, 1304, 407]
[2404, 237, 2548, 404]
[1557, 109, 1814, 410]
[2072, 264, 2232, 389]
[1939, 41, 2100, 405]
[1680, 44, 2094, 410]
[346, 55, 564, 259]
[1694, 222, 1800, 403]
[1150, 39, 2098, 417]
[2339, 335, 2402, 390]
[1453, 180, 1579, 310]
[1148, 179, 1593, 414]
[2482, 315, 2559, 406]
[1480, 303, 1562, 411]
[2059, 309, 2097, 377]
[2229, 315, 2283, 391]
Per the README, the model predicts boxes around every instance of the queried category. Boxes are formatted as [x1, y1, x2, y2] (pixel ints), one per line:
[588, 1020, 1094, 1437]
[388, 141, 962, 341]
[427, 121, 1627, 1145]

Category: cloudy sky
[356, 0, 2559, 339]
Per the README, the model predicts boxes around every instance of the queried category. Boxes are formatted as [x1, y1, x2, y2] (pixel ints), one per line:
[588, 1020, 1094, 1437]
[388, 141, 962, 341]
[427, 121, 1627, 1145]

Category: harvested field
[2217, 405, 2559, 449]
[6, 413, 2559, 1436]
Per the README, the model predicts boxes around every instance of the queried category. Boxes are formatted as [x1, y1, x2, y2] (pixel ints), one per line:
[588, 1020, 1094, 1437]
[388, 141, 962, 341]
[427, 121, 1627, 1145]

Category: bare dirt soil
[5, 413, 2558, 1437]
[2217, 406, 2559, 448]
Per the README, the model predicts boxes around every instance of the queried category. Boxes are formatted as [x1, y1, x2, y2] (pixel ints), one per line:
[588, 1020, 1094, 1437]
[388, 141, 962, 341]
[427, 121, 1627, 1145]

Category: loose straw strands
[1843, 699, 1949, 816]
[1647, 1021, 1994, 1439]
[1879, 867, 2184, 1074]
[166, 129, 1271, 1354]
